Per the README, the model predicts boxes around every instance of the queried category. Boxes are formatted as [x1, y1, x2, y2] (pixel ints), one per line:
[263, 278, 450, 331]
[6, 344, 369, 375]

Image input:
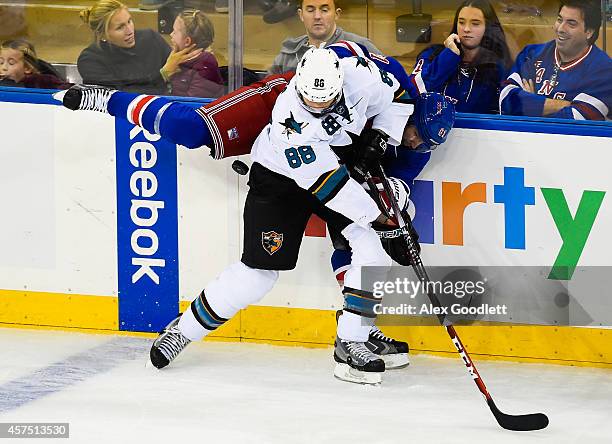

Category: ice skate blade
[52, 90, 67, 102]
[333, 363, 382, 385]
[381, 353, 410, 369]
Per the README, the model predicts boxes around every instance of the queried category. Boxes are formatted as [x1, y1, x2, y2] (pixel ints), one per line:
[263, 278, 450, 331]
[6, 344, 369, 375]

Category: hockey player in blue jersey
[328, 41, 448, 192]
[500, 0, 611, 120]
[326, 42, 454, 357]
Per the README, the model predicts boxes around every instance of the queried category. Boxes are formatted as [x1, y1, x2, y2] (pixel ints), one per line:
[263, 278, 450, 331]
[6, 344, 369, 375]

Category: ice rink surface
[0, 328, 611, 444]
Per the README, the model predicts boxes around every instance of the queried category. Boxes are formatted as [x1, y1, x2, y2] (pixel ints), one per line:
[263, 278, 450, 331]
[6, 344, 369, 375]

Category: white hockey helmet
[295, 47, 344, 113]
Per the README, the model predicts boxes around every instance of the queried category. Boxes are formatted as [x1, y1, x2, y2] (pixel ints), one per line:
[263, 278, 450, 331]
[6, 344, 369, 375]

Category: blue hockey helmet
[411, 92, 456, 153]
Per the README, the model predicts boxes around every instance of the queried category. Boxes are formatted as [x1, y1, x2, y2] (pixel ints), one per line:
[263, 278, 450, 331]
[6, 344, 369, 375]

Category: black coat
[77, 29, 171, 95]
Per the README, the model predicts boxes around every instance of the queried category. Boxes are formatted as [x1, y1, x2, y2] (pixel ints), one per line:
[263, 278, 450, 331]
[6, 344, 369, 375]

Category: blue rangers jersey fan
[500, 40, 612, 120]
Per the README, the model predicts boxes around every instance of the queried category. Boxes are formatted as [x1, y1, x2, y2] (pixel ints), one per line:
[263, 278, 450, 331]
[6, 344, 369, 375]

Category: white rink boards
[0, 92, 611, 367]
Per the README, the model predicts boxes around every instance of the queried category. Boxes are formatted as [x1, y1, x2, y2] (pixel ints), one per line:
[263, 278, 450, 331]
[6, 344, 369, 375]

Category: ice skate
[366, 326, 410, 369]
[333, 337, 385, 385]
[150, 316, 191, 369]
[53, 84, 116, 113]
[336, 310, 409, 370]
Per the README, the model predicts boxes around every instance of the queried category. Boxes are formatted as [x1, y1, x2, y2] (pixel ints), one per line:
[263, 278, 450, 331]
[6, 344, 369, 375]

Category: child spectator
[0, 39, 70, 89]
[168, 10, 224, 98]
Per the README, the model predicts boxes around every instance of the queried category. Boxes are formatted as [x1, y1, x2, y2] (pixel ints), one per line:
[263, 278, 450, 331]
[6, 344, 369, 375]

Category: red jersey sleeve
[195, 72, 294, 159]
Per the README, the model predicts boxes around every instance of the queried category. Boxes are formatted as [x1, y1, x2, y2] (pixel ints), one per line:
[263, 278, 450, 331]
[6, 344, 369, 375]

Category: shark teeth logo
[262, 231, 283, 255]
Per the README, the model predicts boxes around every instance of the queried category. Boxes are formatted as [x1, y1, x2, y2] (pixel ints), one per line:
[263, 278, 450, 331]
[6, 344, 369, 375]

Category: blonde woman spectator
[168, 10, 223, 98]
[78, 0, 201, 94]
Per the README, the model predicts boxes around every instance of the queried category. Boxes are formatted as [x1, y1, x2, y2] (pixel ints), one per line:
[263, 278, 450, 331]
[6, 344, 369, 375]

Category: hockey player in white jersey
[149, 47, 450, 384]
[250, 49, 412, 224]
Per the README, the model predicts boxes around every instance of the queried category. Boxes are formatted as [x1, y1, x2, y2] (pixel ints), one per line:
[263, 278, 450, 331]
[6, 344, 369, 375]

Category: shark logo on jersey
[280, 112, 309, 139]
[262, 231, 283, 255]
[355, 56, 372, 71]
[330, 95, 357, 123]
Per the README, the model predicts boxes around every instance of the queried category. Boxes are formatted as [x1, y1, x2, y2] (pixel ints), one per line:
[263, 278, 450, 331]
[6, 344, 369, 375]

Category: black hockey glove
[355, 129, 389, 173]
[372, 215, 421, 266]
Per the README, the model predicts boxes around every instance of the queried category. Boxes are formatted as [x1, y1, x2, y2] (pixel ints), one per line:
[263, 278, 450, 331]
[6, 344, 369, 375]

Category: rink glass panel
[0, 0, 610, 91]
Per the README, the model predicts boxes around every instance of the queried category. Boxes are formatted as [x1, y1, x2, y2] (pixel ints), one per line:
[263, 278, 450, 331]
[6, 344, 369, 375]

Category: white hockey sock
[178, 307, 214, 341]
[342, 222, 392, 290]
[179, 262, 279, 341]
[205, 262, 278, 318]
[337, 310, 374, 342]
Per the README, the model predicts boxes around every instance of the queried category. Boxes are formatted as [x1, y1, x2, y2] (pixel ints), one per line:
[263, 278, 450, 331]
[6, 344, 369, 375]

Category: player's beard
[297, 91, 342, 116]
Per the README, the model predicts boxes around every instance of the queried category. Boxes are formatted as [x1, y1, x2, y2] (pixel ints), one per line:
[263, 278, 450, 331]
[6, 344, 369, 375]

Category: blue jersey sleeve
[546, 75, 610, 120]
[411, 46, 462, 94]
[499, 44, 547, 116]
[383, 147, 431, 186]
[329, 41, 460, 99]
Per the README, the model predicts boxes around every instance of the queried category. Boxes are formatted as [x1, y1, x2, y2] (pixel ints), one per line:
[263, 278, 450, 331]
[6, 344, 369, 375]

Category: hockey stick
[366, 162, 549, 432]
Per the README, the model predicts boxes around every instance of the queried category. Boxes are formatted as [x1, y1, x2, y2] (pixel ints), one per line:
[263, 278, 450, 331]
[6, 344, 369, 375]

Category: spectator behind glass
[500, 0, 611, 120]
[78, 0, 201, 95]
[268, 0, 381, 74]
[413, 0, 511, 114]
[0, 39, 70, 89]
[168, 10, 224, 98]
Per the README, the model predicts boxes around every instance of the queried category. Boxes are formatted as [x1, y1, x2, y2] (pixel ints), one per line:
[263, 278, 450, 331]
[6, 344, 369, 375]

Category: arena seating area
[2, 0, 610, 75]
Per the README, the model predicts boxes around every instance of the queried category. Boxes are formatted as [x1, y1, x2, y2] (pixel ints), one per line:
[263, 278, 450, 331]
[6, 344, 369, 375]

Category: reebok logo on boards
[127, 126, 166, 284]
